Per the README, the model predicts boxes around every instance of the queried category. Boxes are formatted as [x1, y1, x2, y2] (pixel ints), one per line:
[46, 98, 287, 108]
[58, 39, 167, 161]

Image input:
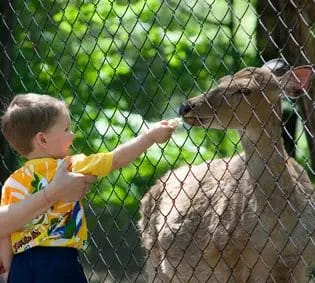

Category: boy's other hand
[48, 159, 97, 202]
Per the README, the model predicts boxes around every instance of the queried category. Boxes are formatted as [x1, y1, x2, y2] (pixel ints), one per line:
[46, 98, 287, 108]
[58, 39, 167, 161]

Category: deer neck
[239, 113, 295, 196]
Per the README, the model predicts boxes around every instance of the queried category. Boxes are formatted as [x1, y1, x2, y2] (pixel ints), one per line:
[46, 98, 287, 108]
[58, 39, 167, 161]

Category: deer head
[179, 62, 314, 136]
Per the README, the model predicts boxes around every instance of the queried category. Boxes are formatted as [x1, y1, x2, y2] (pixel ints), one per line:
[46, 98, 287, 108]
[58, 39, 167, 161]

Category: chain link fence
[1, 0, 315, 282]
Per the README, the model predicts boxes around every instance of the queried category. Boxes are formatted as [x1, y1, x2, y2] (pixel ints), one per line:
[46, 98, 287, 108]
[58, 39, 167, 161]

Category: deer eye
[240, 88, 251, 96]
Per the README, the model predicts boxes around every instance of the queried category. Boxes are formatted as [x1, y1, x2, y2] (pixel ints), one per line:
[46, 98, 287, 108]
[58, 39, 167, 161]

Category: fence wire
[0, 0, 315, 282]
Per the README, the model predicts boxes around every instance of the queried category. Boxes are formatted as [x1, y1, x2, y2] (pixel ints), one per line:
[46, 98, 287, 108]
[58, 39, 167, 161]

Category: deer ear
[281, 65, 314, 98]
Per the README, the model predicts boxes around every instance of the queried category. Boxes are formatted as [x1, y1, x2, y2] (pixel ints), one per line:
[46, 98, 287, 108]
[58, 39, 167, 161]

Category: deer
[139, 59, 315, 282]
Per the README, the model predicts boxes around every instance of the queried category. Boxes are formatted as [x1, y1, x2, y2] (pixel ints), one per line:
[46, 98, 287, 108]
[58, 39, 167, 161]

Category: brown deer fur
[139, 63, 315, 282]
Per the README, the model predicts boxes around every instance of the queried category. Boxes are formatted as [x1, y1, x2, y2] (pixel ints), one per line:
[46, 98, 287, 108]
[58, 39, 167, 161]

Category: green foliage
[309, 267, 315, 281]
[12, 0, 260, 229]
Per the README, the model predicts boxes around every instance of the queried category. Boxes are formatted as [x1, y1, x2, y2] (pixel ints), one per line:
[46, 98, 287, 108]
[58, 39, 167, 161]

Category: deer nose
[179, 102, 193, 116]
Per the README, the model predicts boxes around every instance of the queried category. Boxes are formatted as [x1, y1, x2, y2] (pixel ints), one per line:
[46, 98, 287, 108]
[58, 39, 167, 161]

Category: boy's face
[44, 111, 74, 159]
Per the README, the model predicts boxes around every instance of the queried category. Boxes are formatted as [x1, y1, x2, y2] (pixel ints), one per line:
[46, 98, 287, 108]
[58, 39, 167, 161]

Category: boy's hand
[147, 120, 177, 144]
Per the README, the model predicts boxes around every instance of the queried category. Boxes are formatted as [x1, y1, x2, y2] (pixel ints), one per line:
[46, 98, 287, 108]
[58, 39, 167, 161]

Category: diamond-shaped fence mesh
[0, 0, 315, 282]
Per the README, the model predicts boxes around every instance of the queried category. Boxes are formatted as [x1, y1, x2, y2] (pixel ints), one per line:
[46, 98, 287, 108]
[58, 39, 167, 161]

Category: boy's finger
[57, 158, 72, 171]
[84, 175, 97, 184]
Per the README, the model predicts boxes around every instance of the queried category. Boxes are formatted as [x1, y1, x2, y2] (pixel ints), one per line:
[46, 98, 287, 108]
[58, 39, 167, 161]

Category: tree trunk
[257, 0, 315, 173]
[0, 0, 17, 185]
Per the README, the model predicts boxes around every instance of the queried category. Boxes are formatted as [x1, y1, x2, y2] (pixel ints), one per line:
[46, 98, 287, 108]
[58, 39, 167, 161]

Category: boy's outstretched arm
[111, 120, 175, 170]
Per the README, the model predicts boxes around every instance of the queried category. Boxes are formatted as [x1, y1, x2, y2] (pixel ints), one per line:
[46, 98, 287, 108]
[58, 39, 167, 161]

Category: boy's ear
[34, 132, 48, 148]
[280, 65, 314, 99]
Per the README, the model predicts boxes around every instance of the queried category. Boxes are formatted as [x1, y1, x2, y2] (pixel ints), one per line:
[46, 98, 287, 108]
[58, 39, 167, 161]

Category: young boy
[0, 93, 176, 283]
[0, 160, 96, 281]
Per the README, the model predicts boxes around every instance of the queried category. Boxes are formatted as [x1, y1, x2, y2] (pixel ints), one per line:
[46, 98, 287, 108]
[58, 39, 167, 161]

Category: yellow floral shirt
[1, 153, 113, 254]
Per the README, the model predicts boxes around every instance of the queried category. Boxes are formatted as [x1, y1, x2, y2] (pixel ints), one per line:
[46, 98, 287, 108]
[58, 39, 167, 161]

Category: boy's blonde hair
[1, 93, 69, 156]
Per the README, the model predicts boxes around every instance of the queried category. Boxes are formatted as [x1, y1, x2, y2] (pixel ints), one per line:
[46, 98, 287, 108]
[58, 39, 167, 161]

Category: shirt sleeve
[1, 171, 30, 206]
[71, 153, 113, 177]
[0, 182, 9, 205]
